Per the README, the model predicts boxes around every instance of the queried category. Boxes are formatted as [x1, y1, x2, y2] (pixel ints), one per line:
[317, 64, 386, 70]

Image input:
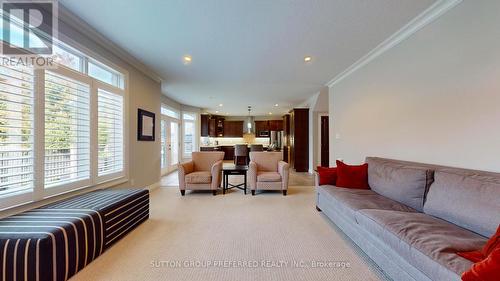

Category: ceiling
[60, 0, 435, 116]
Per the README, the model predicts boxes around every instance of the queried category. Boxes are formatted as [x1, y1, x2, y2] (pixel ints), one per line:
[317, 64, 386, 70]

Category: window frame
[182, 112, 197, 159]
[0, 34, 129, 210]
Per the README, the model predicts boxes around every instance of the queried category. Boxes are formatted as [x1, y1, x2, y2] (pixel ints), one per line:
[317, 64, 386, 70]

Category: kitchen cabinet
[219, 146, 235, 160]
[201, 114, 225, 137]
[254, 121, 269, 136]
[216, 117, 224, 137]
[223, 121, 243, 137]
[201, 114, 209, 137]
[208, 118, 216, 137]
[268, 120, 283, 131]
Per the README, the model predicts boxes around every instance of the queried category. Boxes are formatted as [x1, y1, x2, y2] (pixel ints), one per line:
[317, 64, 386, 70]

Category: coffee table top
[222, 164, 248, 171]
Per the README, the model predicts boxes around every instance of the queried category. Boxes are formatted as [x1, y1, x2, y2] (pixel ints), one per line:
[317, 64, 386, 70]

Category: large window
[0, 66, 34, 197]
[44, 71, 91, 188]
[0, 40, 127, 209]
[97, 89, 124, 177]
[182, 113, 196, 158]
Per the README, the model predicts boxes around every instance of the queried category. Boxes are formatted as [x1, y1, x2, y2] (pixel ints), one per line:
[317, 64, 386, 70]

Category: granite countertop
[200, 144, 269, 148]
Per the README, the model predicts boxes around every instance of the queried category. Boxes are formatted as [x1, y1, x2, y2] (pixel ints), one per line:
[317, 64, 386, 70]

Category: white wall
[59, 14, 163, 188]
[329, 1, 500, 172]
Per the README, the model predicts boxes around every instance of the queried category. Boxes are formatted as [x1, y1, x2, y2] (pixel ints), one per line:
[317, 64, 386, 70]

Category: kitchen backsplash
[201, 136, 270, 146]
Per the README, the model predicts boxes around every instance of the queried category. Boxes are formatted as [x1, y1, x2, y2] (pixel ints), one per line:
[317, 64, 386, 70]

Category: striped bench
[0, 189, 149, 281]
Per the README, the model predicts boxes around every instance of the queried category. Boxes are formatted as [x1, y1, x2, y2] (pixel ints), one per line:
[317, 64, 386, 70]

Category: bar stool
[234, 144, 248, 165]
[250, 144, 264, 152]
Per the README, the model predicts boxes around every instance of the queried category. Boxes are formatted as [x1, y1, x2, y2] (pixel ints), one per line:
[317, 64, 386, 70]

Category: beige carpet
[70, 176, 389, 281]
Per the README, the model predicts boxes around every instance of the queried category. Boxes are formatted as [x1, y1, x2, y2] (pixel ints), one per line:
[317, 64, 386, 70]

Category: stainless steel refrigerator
[270, 131, 283, 151]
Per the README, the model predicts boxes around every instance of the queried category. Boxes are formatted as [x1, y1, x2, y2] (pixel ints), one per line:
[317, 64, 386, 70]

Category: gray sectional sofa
[315, 157, 500, 281]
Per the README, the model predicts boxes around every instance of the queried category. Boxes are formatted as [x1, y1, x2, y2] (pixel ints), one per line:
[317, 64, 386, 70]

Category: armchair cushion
[257, 172, 282, 182]
[250, 152, 282, 172]
[185, 171, 212, 184]
[192, 152, 225, 171]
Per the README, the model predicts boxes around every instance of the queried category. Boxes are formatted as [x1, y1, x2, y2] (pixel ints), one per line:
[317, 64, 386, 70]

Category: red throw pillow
[335, 160, 370, 189]
[317, 166, 337, 185]
[462, 247, 500, 281]
[458, 225, 500, 262]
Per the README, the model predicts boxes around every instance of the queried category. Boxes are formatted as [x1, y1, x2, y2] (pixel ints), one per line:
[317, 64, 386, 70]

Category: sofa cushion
[366, 157, 433, 211]
[185, 171, 212, 184]
[317, 185, 416, 222]
[462, 247, 500, 281]
[257, 172, 281, 182]
[336, 161, 370, 189]
[424, 171, 500, 237]
[355, 209, 486, 280]
[317, 166, 337, 185]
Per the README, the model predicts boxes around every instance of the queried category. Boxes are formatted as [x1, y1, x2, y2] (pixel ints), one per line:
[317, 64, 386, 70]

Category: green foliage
[45, 80, 75, 150]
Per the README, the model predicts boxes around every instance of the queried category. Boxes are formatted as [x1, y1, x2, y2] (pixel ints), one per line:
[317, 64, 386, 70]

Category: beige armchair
[248, 152, 289, 196]
[178, 152, 224, 196]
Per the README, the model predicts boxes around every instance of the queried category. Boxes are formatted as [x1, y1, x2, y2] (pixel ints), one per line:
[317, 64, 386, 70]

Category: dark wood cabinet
[268, 120, 283, 131]
[254, 121, 269, 136]
[223, 121, 243, 137]
[201, 114, 225, 137]
[208, 118, 216, 137]
[219, 146, 235, 160]
[216, 117, 224, 137]
[289, 109, 309, 172]
[201, 114, 209, 137]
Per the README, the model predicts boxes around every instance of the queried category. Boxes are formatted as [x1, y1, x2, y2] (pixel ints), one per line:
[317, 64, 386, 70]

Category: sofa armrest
[178, 161, 194, 190]
[248, 161, 258, 190]
[278, 161, 290, 190]
[210, 160, 223, 189]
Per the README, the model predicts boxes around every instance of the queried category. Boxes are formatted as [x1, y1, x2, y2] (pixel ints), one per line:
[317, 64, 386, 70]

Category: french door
[161, 117, 179, 175]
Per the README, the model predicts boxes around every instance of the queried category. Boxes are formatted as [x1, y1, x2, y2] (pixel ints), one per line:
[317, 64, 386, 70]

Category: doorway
[320, 115, 329, 167]
[161, 117, 180, 175]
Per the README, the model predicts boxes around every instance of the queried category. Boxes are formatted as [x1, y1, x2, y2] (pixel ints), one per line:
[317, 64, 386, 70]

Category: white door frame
[161, 116, 180, 175]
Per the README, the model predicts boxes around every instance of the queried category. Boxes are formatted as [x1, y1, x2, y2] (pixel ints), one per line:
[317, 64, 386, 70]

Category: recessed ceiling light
[274, 104, 279, 107]
[268, 112, 273, 115]
[218, 103, 223, 107]
[183, 55, 192, 64]
[304, 56, 312, 62]
[215, 110, 219, 113]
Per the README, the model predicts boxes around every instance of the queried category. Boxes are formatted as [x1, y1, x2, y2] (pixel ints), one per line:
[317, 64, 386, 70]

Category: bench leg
[212, 190, 217, 196]
[283, 190, 287, 196]
[251, 190, 255, 196]
[180, 190, 185, 196]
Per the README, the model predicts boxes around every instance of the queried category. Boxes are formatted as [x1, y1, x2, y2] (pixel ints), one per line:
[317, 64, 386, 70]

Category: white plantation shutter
[44, 71, 91, 188]
[97, 89, 123, 176]
[0, 65, 34, 197]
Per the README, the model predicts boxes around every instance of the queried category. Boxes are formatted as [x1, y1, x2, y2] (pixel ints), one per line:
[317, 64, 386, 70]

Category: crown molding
[326, 0, 462, 88]
[57, 4, 164, 83]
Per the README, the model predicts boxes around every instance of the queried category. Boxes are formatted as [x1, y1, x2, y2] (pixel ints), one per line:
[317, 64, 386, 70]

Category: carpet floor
[70, 175, 389, 281]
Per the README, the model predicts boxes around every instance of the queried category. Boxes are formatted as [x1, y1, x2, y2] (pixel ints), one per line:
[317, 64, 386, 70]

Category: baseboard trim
[147, 182, 161, 191]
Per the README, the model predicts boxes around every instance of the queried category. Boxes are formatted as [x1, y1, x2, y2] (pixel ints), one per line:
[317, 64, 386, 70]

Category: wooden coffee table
[222, 164, 248, 194]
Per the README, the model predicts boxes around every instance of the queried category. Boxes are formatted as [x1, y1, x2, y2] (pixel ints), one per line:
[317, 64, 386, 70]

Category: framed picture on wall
[138, 108, 155, 141]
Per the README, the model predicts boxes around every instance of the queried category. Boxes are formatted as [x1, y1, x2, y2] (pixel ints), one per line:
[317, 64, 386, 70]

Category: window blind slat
[44, 71, 91, 188]
[98, 89, 123, 176]
[0, 65, 34, 196]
